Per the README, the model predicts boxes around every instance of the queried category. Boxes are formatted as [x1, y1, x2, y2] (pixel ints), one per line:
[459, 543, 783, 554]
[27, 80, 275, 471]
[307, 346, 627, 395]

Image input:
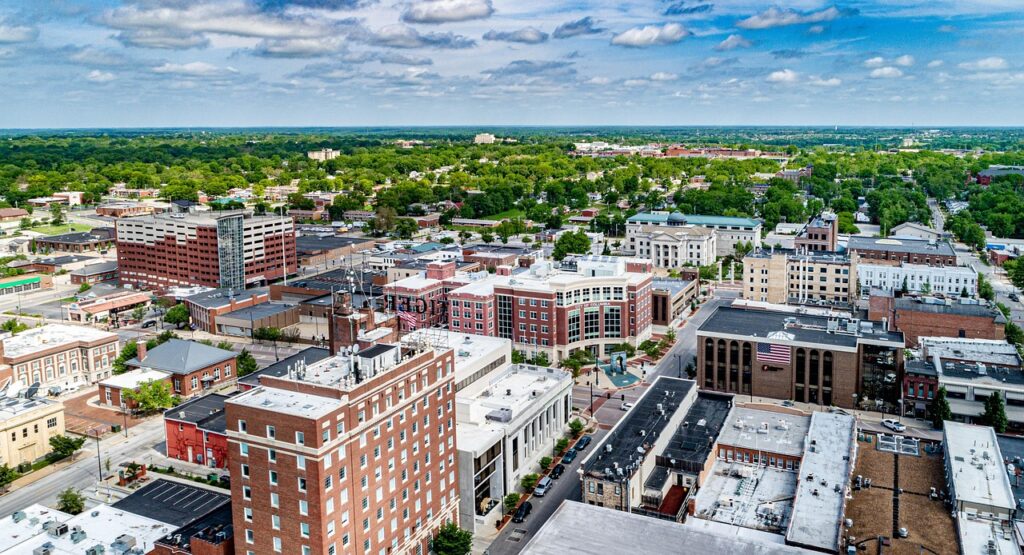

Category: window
[268, 449, 276, 463]
[46, 417, 57, 429]
[300, 500, 308, 515]
[269, 470, 277, 485]
[272, 515, 281, 530]
[297, 455, 306, 470]
[238, 420, 247, 433]
[242, 486, 251, 500]
[298, 477, 307, 492]
[241, 464, 250, 478]
[270, 493, 279, 507]
[296, 431, 305, 445]
[267, 425, 276, 439]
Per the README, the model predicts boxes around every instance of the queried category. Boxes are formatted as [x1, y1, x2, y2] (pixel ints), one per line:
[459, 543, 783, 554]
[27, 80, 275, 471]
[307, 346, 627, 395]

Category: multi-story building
[697, 306, 905, 409]
[307, 148, 340, 161]
[651, 278, 698, 327]
[164, 393, 231, 468]
[34, 230, 115, 254]
[890, 222, 943, 242]
[627, 211, 762, 257]
[116, 211, 296, 290]
[0, 396, 65, 468]
[224, 340, 459, 555]
[869, 293, 1006, 347]
[846, 236, 957, 266]
[858, 262, 977, 296]
[110, 339, 237, 399]
[794, 212, 837, 252]
[183, 288, 272, 333]
[743, 249, 856, 306]
[1, 324, 120, 390]
[624, 223, 716, 268]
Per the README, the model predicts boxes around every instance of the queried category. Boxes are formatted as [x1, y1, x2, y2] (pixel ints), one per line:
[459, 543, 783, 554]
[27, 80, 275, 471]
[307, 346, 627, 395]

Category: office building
[743, 249, 856, 306]
[225, 340, 459, 555]
[1, 324, 120, 390]
[627, 211, 762, 256]
[116, 211, 296, 290]
[793, 212, 837, 253]
[846, 236, 957, 267]
[857, 262, 976, 296]
[624, 223, 716, 268]
[0, 396, 65, 468]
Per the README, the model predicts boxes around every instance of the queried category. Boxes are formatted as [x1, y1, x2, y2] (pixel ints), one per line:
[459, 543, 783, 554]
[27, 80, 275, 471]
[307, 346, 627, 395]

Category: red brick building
[868, 293, 1006, 347]
[164, 393, 231, 468]
[225, 342, 459, 555]
[127, 339, 237, 398]
[116, 211, 296, 291]
[847, 236, 957, 266]
[183, 288, 272, 333]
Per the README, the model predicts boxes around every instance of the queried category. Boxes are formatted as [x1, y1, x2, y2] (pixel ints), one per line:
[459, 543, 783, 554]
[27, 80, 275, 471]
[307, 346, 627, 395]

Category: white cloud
[482, 27, 548, 44]
[369, 25, 475, 49]
[0, 20, 38, 44]
[86, 70, 116, 83]
[585, 76, 610, 85]
[714, 34, 751, 51]
[809, 76, 841, 87]
[737, 7, 843, 30]
[116, 29, 210, 49]
[650, 72, 678, 81]
[766, 69, 798, 83]
[863, 56, 885, 68]
[894, 54, 915, 67]
[870, 66, 903, 78]
[402, 0, 494, 24]
[611, 23, 689, 47]
[927, 60, 944, 68]
[807, 25, 825, 34]
[958, 56, 1007, 71]
[152, 61, 238, 77]
[100, 2, 335, 40]
[623, 79, 648, 87]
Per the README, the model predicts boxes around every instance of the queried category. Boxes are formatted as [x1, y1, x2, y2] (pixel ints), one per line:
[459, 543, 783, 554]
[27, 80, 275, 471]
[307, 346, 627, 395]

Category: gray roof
[894, 297, 1005, 323]
[295, 234, 375, 252]
[185, 287, 267, 309]
[522, 501, 814, 555]
[847, 235, 956, 257]
[70, 261, 118, 275]
[220, 302, 295, 320]
[111, 478, 229, 527]
[905, 359, 938, 377]
[36, 231, 108, 244]
[164, 393, 232, 434]
[128, 338, 235, 375]
[660, 391, 732, 470]
[652, 278, 694, 296]
[238, 347, 332, 387]
[31, 255, 96, 266]
[995, 435, 1024, 512]
[699, 306, 904, 348]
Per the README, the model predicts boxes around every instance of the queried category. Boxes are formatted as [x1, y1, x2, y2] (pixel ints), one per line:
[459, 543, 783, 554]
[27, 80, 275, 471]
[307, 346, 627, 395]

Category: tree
[555, 438, 569, 454]
[432, 522, 472, 555]
[393, 217, 418, 239]
[18, 217, 31, 230]
[50, 203, 65, 226]
[978, 274, 995, 301]
[531, 351, 550, 367]
[503, 493, 521, 514]
[539, 456, 553, 470]
[0, 319, 29, 335]
[77, 282, 91, 293]
[131, 306, 147, 322]
[982, 391, 1009, 433]
[552, 230, 591, 261]
[237, 349, 259, 377]
[123, 379, 175, 413]
[49, 435, 86, 461]
[0, 464, 16, 490]
[568, 418, 584, 437]
[928, 386, 953, 429]
[1008, 322, 1024, 347]
[113, 339, 138, 375]
[520, 473, 539, 491]
[164, 304, 190, 328]
[479, 232, 494, 244]
[900, 276, 909, 294]
[1006, 258, 1024, 292]
[253, 327, 283, 359]
[57, 488, 86, 515]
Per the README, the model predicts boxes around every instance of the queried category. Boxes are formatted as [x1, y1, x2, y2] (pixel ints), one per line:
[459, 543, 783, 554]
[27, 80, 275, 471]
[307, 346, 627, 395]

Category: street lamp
[852, 393, 858, 412]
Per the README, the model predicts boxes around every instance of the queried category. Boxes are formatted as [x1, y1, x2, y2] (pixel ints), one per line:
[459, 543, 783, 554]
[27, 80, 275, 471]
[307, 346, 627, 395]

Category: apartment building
[858, 262, 977, 296]
[116, 211, 296, 290]
[743, 249, 857, 306]
[794, 212, 837, 252]
[846, 236, 957, 267]
[1, 324, 120, 390]
[869, 293, 1006, 346]
[225, 341, 459, 555]
[626, 211, 762, 256]
[624, 224, 716, 268]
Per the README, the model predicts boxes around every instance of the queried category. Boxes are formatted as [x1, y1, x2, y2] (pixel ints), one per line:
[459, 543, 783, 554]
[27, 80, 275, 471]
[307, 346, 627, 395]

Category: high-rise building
[225, 340, 459, 555]
[116, 211, 296, 291]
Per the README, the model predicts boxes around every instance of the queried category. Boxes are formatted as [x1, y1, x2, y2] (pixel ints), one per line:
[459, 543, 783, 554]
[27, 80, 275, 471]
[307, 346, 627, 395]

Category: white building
[626, 212, 761, 257]
[890, 222, 943, 242]
[0, 503, 175, 554]
[858, 262, 977, 296]
[456, 364, 573, 532]
[403, 329, 512, 392]
[473, 133, 497, 145]
[307, 148, 340, 161]
[943, 422, 1020, 555]
[625, 224, 716, 268]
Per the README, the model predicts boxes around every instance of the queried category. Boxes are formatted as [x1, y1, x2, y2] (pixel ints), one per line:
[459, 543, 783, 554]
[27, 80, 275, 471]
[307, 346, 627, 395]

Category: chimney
[137, 342, 147, 362]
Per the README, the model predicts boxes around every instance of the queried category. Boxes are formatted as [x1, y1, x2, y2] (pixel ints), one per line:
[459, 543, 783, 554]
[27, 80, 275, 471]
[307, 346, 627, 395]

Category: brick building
[224, 341, 459, 555]
[183, 288, 272, 333]
[846, 236, 957, 266]
[697, 306, 905, 409]
[69, 260, 119, 285]
[164, 393, 231, 468]
[116, 211, 296, 290]
[651, 279, 698, 326]
[794, 212, 837, 252]
[34, 230, 115, 254]
[125, 339, 237, 398]
[295, 235, 376, 267]
[1, 324, 119, 390]
[868, 293, 1006, 347]
[743, 249, 856, 306]
[95, 201, 156, 218]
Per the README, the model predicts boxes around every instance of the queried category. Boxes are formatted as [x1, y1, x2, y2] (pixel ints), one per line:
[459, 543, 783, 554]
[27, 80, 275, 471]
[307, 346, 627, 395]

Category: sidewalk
[5, 452, 89, 493]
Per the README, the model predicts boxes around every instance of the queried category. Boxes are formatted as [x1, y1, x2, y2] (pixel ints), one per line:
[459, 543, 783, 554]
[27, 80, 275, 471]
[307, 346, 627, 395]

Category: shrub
[539, 456, 553, 470]
[503, 493, 520, 514]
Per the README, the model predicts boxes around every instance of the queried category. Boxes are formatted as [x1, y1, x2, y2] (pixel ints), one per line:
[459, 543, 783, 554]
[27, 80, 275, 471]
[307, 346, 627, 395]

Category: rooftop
[111, 478, 231, 527]
[184, 287, 267, 308]
[2, 324, 117, 359]
[847, 235, 956, 257]
[661, 391, 732, 469]
[894, 297, 1005, 322]
[295, 234, 375, 252]
[237, 347, 332, 388]
[627, 211, 762, 229]
[921, 336, 1020, 367]
[35, 231, 107, 244]
[717, 407, 811, 458]
[785, 412, 857, 552]
[521, 501, 813, 555]
[165, 393, 232, 434]
[69, 261, 118, 275]
[652, 278, 695, 297]
[699, 306, 904, 350]
[3, 503, 175, 555]
[995, 434, 1024, 513]
[227, 383, 343, 419]
[632, 223, 715, 237]
[99, 368, 170, 390]
[403, 328, 511, 383]
[693, 461, 797, 535]
[155, 503, 234, 551]
[127, 338, 235, 376]
[219, 302, 296, 321]
[944, 421, 1015, 511]
[0, 504, 71, 552]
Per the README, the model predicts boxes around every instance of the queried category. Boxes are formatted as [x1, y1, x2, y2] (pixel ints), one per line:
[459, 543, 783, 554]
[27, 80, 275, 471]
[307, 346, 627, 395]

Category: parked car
[781, 400, 795, 407]
[620, 402, 634, 411]
[141, 320, 157, 328]
[534, 476, 552, 497]
[1011, 292, 1021, 302]
[512, 501, 533, 523]
[550, 464, 565, 479]
[562, 449, 578, 464]
[881, 419, 907, 432]
[576, 435, 593, 450]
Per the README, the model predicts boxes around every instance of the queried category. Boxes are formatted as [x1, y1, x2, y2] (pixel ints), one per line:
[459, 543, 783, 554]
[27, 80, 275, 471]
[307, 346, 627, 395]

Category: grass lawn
[482, 209, 525, 221]
[33, 223, 92, 235]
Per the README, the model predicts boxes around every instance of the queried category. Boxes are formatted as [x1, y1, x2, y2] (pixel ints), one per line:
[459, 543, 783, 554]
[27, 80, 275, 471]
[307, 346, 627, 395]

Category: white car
[620, 402, 634, 411]
[881, 419, 906, 432]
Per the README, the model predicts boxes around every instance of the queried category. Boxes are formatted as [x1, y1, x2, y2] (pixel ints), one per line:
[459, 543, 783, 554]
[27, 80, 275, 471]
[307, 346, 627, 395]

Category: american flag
[757, 342, 791, 365]
[398, 308, 417, 330]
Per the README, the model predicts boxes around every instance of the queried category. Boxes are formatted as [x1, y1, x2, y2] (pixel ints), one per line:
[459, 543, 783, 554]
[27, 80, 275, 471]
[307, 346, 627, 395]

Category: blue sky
[1, 0, 1023, 127]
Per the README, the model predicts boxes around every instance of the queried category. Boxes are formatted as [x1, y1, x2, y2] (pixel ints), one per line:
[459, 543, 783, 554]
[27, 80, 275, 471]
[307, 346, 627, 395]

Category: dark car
[512, 501, 532, 523]
[562, 449, 578, 464]
[576, 435, 593, 450]
[141, 320, 157, 328]
[1011, 293, 1021, 302]
[550, 464, 565, 479]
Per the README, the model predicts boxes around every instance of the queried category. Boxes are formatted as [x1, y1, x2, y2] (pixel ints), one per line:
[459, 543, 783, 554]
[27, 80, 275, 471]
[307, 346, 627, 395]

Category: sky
[1, 0, 1024, 128]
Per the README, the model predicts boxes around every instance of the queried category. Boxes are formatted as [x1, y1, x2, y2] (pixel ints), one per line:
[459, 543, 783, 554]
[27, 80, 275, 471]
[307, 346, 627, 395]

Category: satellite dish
[23, 382, 40, 400]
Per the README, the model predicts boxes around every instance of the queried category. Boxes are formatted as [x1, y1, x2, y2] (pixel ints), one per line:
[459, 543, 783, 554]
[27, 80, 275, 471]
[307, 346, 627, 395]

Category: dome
[667, 211, 686, 224]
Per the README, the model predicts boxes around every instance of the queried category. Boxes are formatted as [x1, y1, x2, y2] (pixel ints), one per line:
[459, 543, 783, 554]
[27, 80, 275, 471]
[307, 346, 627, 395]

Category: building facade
[793, 212, 837, 252]
[1, 324, 120, 390]
[743, 250, 857, 306]
[116, 211, 296, 290]
[624, 224, 716, 268]
[164, 393, 231, 469]
[0, 397, 65, 468]
[858, 262, 977, 296]
[846, 236, 957, 266]
[869, 294, 1006, 347]
[626, 212, 762, 257]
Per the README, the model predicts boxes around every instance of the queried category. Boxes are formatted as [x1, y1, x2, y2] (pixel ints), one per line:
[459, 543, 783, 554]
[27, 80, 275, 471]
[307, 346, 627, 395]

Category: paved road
[0, 417, 166, 515]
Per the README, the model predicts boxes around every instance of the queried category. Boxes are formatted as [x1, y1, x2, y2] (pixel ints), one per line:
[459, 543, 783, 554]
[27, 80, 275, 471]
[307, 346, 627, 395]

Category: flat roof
[699, 306, 904, 350]
[155, 503, 233, 551]
[295, 234, 375, 252]
[958, 517, 1019, 555]
[30, 255, 96, 266]
[165, 393, 232, 434]
[847, 235, 956, 257]
[0, 504, 72, 552]
[227, 383, 343, 419]
[521, 501, 813, 555]
[996, 434, 1024, 512]
[627, 211, 762, 229]
[99, 368, 170, 389]
[944, 421, 1015, 511]
[35, 232, 106, 244]
[5, 503, 175, 555]
[2, 324, 117, 359]
[652, 278, 695, 296]
[922, 337, 1020, 367]
[694, 461, 797, 535]
[895, 297, 1005, 322]
[111, 478, 230, 527]
[717, 407, 811, 458]
[237, 347, 332, 387]
[786, 412, 857, 552]
[404, 328, 510, 378]
[584, 377, 696, 476]
[661, 391, 732, 467]
[184, 287, 267, 308]
[220, 302, 295, 321]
